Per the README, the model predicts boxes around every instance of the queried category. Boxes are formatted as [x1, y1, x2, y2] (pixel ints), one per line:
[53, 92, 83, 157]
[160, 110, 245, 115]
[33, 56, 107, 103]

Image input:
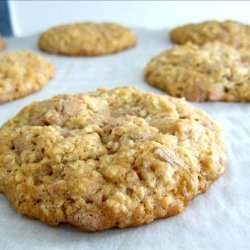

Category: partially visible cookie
[0, 87, 226, 231]
[0, 50, 55, 104]
[39, 22, 137, 56]
[0, 37, 5, 50]
[144, 42, 250, 102]
[170, 20, 250, 48]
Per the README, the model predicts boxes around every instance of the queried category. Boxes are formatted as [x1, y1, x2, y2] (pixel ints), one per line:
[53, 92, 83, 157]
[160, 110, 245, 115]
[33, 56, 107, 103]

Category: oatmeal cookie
[39, 22, 137, 56]
[0, 87, 226, 231]
[170, 20, 250, 48]
[144, 42, 250, 101]
[0, 50, 55, 103]
[0, 37, 5, 50]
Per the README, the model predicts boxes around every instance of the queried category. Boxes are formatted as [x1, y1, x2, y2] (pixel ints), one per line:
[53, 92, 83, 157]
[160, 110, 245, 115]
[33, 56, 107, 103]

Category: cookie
[144, 42, 250, 102]
[170, 20, 250, 48]
[0, 37, 5, 50]
[0, 87, 226, 231]
[0, 50, 55, 104]
[39, 22, 137, 56]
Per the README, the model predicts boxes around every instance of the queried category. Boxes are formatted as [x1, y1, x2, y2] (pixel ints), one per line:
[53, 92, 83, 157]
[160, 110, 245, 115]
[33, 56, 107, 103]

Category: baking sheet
[0, 28, 249, 250]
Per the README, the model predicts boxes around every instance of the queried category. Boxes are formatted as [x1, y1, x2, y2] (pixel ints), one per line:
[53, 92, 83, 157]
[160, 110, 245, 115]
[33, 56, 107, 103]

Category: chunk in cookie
[0, 87, 226, 231]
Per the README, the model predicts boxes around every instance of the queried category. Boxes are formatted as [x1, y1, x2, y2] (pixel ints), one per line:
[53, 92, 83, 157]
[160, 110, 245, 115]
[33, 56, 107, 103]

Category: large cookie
[0, 87, 226, 231]
[144, 42, 250, 102]
[0, 50, 55, 104]
[170, 20, 250, 48]
[39, 22, 137, 56]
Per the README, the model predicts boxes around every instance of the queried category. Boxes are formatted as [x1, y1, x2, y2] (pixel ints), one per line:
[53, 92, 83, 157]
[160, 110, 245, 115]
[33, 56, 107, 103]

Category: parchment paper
[0, 29, 249, 250]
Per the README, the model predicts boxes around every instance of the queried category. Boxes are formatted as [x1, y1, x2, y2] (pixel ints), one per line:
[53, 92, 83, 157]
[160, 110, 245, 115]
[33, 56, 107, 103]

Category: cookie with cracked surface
[0, 87, 226, 231]
[39, 22, 137, 56]
[0, 50, 55, 104]
[144, 42, 250, 102]
[170, 20, 250, 48]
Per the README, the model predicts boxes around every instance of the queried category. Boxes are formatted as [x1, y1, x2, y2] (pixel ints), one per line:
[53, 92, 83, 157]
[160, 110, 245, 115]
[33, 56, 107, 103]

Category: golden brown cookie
[170, 20, 250, 48]
[0, 50, 55, 104]
[39, 22, 137, 56]
[144, 42, 250, 102]
[0, 87, 226, 231]
[0, 37, 5, 51]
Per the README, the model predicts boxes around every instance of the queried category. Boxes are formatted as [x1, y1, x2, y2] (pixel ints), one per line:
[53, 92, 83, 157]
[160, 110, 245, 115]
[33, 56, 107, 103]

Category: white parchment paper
[0, 29, 249, 250]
